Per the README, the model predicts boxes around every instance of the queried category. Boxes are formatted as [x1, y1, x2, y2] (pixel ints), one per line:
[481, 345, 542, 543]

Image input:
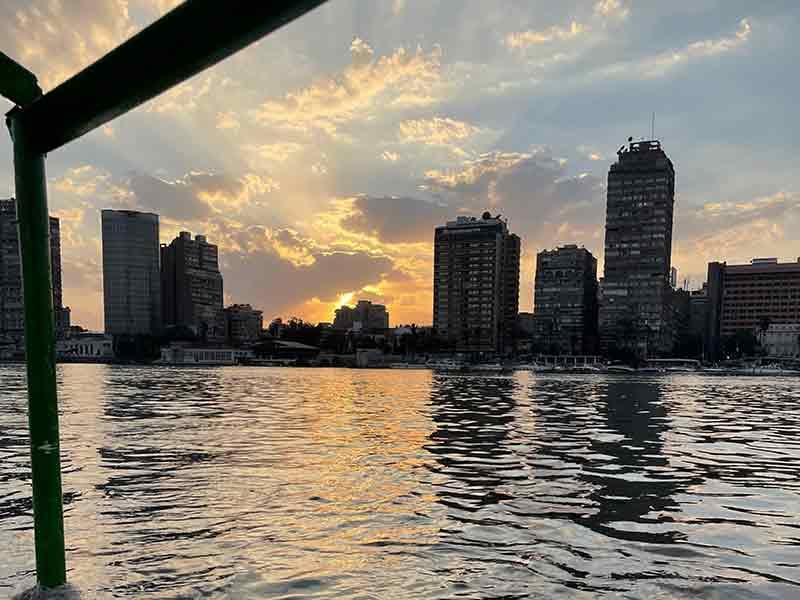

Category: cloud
[398, 117, 480, 154]
[224, 249, 395, 320]
[423, 149, 605, 248]
[601, 18, 752, 79]
[0, 0, 135, 90]
[127, 171, 278, 220]
[594, 0, 629, 20]
[216, 111, 240, 130]
[647, 18, 751, 76]
[144, 74, 216, 113]
[340, 196, 451, 243]
[577, 145, 605, 161]
[505, 21, 586, 49]
[245, 142, 304, 162]
[255, 38, 443, 135]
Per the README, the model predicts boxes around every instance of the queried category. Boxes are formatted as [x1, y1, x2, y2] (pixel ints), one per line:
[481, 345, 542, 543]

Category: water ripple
[2, 365, 800, 598]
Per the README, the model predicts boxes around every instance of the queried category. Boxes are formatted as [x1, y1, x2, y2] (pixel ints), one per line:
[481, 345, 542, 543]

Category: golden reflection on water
[4, 366, 800, 599]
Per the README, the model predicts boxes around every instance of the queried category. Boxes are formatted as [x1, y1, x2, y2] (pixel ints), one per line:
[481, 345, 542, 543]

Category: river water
[2, 364, 800, 599]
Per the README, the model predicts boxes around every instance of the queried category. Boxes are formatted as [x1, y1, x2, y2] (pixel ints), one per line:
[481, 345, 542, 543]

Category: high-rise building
[0, 198, 68, 345]
[224, 303, 263, 346]
[707, 258, 800, 359]
[161, 231, 225, 341]
[533, 244, 598, 355]
[333, 299, 389, 331]
[433, 212, 520, 354]
[688, 284, 710, 357]
[101, 209, 161, 336]
[599, 139, 676, 356]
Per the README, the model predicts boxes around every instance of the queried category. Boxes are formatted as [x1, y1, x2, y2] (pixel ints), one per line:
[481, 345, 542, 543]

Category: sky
[1, 0, 799, 331]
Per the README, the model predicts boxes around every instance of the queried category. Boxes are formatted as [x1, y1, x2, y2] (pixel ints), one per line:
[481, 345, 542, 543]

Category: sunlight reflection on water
[2, 365, 800, 598]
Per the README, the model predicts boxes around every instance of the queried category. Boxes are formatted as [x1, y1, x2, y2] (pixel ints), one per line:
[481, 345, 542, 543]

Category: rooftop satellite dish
[482, 211, 491, 220]
[628, 136, 633, 142]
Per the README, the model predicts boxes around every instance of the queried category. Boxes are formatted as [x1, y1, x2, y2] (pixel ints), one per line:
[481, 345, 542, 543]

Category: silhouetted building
[533, 244, 598, 354]
[333, 299, 389, 331]
[225, 303, 263, 346]
[101, 209, 161, 335]
[161, 231, 224, 341]
[707, 258, 800, 359]
[516, 312, 535, 336]
[433, 212, 520, 354]
[599, 139, 676, 357]
[0, 198, 69, 345]
[689, 285, 709, 357]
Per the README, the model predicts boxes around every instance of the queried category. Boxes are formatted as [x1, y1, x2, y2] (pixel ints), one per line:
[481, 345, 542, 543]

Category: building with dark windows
[333, 299, 389, 331]
[225, 303, 263, 346]
[599, 139, 676, 357]
[161, 231, 225, 341]
[0, 198, 69, 347]
[101, 209, 161, 336]
[433, 212, 520, 354]
[707, 258, 800, 359]
[533, 244, 598, 355]
[688, 285, 710, 357]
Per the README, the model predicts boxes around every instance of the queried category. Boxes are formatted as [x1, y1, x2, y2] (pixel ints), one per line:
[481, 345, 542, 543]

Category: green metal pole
[7, 110, 67, 588]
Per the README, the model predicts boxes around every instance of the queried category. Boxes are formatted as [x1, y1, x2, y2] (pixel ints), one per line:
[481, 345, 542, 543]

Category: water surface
[2, 365, 800, 598]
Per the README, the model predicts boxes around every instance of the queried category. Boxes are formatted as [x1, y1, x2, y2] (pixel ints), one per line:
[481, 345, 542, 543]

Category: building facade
[688, 285, 710, 357]
[0, 198, 68, 345]
[533, 244, 598, 355]
[759, 323, 800, 358]
[225, 303, 263, 346]
[599, 139, 676, 357]
[101, 209, 161, 336]
[161, 231, 224, 341]
[707, 258, 800, 359]
[333, 299, 389, 331]
[433, 212, 520, 354]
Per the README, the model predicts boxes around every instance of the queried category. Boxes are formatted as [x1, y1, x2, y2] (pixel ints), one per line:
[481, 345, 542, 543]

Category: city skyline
[1, 1, 798, 330]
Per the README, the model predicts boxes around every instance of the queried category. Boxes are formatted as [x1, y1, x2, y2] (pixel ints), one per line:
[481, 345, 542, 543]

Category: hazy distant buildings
[433, 212, 520, 354]
[707, 257, 800, 359]
[333, 300, 389, 331]
[225, 303, 263, 346]
[533, 244, 598, 355]
[599, 139, 676, 356]
[101, 209, 161, 336]
[161, 231, 225, 341]
[0, 198, 68, 345]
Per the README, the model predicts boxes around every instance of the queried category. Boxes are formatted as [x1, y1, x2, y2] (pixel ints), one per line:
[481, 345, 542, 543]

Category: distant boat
[572, 364, 602, 373]
[636, 366, 663, 374]
[469, 363, 505, 372]
[426, 358, 465, 371]
[515, 363, 550, 372]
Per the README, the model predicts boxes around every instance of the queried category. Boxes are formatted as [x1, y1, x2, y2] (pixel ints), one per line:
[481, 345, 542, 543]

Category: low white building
[761, 324, 800, 357]
[56, 333, 113, 361]
[159, 343, 253, 365]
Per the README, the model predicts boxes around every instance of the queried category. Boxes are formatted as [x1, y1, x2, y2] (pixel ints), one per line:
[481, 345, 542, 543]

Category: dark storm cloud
[223, 249, 395, 319]
[424, 150, 605, 247]
[128, 173, 213, 220]
[341, 196, 451, 243]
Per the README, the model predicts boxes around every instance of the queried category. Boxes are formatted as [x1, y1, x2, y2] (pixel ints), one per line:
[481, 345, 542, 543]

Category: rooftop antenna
[651, 112, 655, 140]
